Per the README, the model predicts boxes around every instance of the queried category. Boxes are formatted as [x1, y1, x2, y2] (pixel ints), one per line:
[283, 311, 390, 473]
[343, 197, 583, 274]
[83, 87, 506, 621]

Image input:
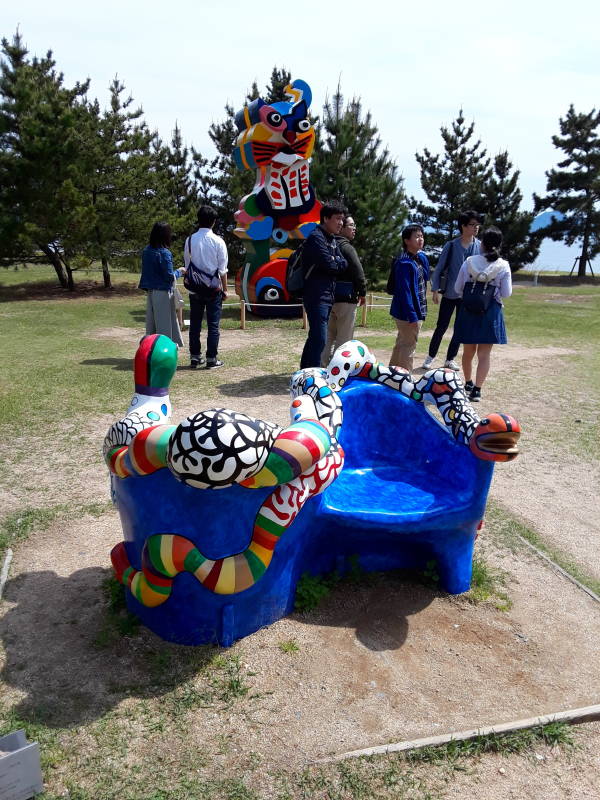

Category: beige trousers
[390, 319, 422, 372]
[320, 302, 357, 367]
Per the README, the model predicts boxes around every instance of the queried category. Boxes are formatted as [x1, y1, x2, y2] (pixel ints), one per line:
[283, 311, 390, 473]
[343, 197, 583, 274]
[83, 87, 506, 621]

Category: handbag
[437, 241, 453, 294]
[462, 277, 495, 314]
[183, 237, 222, 295]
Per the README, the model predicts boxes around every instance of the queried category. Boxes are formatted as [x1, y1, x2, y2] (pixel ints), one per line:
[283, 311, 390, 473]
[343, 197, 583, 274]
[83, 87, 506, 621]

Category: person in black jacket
[299, 200, 348, 369]
[320, 214, 367, 366]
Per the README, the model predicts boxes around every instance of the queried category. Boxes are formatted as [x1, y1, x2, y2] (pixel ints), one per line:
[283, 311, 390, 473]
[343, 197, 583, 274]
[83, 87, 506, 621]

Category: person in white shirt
[184, 206, 229, 369]
[453, 226, 512, 402]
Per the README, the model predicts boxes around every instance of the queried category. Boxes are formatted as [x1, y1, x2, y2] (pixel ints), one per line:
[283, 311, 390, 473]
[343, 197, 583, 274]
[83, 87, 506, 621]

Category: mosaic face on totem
[232, 79, 321, 315]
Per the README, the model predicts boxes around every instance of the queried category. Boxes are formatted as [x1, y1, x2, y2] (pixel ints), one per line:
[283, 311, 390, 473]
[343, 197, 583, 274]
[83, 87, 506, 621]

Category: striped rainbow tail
[110, 443, 344, 603]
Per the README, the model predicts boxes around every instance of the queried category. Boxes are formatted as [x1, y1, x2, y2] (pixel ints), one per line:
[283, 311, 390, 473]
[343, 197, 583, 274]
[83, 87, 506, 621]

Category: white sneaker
[444, 359, 460, 370]
[422, 355, 434, 369]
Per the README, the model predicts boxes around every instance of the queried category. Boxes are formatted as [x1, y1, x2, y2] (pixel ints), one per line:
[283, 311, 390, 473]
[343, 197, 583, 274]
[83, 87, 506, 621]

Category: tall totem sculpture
[232, 79, 320, 316]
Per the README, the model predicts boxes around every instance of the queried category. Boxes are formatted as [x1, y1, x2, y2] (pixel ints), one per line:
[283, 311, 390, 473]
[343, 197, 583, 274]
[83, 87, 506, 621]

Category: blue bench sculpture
[104, 336, 520, 645]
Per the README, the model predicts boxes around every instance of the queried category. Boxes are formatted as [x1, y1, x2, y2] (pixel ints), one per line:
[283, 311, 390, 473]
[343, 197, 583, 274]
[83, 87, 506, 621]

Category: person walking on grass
[139, 222, 185, 347]
[320, 214, 367, 366]
[422, 210, 482, 371]
[453, 226, 512, 402]
[389, 224, 430, 373]
[185, 205, 228, 370]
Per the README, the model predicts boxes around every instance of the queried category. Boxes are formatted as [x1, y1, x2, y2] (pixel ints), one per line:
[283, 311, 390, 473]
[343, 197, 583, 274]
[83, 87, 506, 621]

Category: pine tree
[0, 32, 93, 289]
[310, 86, 407, 284]
[482, 151, 539, 272]
[153, 122, 208, 245]
[413, 109, 492, 245]
[84, 79, 160, 287]
[533, 105, 600, 277]
[205, 67, 292, 270]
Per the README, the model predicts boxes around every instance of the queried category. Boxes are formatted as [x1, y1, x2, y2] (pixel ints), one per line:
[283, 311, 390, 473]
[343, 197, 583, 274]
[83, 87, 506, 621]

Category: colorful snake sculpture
[106, 335, 520, 607]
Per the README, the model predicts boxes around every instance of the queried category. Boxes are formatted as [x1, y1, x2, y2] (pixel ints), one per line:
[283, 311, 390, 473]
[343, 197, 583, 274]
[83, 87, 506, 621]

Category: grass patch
[0, 501, 111, 560]
[294, 571, 339, 613]
[487, 500, 600, 597]
[94, 576, 141, 646]
[272, 721, 576, 799]
[418, 559, 440, 588]
[294, 556, 378, 613]
[278, 639, 300, 654]
[406, 721, 575, 765]
[466, 557, 512, 611]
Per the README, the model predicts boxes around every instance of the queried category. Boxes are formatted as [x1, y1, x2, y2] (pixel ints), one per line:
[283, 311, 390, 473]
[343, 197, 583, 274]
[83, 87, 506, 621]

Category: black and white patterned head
[167, 409, 281, 489]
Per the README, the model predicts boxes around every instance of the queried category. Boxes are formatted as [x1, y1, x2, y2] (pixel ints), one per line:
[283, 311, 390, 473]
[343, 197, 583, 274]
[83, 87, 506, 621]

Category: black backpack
[285, 242, 314, 296]
[462, 277, 495, 314]
[386, 256, 396, 294]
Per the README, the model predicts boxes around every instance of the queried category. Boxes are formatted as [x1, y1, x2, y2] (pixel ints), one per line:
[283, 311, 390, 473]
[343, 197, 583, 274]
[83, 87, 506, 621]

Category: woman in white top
[453, 227, 512, 402]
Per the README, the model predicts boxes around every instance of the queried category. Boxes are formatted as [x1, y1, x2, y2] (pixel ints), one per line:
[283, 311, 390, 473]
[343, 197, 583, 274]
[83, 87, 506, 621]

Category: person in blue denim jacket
[139, 222, 186, 346]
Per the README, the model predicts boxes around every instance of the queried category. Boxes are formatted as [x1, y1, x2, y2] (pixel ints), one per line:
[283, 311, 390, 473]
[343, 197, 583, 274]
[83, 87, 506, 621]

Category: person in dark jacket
[299, 200, 348, 369]
[389, 224, 430, 372]
[139, 221, 186, 346]
[320, 214, 367, 366]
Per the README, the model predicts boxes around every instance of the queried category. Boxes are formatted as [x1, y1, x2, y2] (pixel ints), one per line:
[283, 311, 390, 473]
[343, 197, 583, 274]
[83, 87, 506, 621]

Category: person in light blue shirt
[422, 211, 482, 370]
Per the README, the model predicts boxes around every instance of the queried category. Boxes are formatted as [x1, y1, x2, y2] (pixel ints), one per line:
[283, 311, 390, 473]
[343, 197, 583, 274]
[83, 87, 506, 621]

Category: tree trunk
[577, 191, 594, 278]
[65, 264, 75, 291]
[578, 212, 591, 278]
[39, 244, 68, 288]
[101, 256, 112, 289]
[95, 225, 112, 289]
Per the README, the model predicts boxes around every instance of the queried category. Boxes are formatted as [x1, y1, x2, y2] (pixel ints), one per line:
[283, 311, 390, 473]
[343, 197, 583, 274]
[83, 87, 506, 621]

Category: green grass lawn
[1, 268, 599, 462]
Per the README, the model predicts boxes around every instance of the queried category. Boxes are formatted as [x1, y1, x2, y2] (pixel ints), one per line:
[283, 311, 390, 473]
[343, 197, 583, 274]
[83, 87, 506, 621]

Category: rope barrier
[180, 290, 392, 329]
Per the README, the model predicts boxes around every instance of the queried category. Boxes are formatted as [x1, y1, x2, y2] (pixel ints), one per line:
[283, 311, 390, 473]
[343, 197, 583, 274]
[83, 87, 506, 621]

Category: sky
[4, 0, 600, 215]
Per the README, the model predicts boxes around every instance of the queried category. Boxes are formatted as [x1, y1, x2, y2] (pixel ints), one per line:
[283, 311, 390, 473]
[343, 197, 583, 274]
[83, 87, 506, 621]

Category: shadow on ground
[0, 567, 435, 727]
[293, 573, 436, 652]
[0, 280, 140, 303]
[81, 358, 132, 371]
[0, 568, 217, 728]
[218, 374, 291, 397]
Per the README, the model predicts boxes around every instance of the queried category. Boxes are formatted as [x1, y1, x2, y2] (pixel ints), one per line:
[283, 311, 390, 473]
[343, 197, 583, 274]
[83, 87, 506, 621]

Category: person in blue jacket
[139, 222, 186, 346]
[389, 224, 430, 372]
[299, 200, 348, 369]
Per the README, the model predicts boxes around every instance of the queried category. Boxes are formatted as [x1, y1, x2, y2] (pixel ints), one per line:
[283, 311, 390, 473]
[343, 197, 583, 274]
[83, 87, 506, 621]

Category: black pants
[429, 296, 461, 361]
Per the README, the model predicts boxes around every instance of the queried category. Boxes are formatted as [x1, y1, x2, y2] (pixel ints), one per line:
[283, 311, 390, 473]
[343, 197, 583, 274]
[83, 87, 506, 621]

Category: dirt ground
[1, 323, 599, 798]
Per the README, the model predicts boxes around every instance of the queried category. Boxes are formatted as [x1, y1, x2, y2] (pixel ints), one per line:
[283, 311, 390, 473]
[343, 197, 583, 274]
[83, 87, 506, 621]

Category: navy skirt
[454, 300, 507, 344]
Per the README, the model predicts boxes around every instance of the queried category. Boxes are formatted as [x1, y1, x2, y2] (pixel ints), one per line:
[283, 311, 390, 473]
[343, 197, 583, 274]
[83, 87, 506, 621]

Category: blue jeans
[189, 291, 222, 360]
[300, 300, 332, 369]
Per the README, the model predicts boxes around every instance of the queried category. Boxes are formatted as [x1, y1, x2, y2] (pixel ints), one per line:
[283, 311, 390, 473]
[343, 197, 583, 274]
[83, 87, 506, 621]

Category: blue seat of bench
[319, 465, 482, 531]
[318, 381, 493, 533]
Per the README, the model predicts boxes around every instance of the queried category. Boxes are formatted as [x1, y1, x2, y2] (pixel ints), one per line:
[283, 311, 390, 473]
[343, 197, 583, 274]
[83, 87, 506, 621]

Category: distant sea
[531, 239, 599, 274]
[528, 211, 597, 273]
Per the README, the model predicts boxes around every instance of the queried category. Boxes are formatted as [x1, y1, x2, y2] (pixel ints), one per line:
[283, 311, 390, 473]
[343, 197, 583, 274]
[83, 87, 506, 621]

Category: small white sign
[0, 730, 43, 800]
